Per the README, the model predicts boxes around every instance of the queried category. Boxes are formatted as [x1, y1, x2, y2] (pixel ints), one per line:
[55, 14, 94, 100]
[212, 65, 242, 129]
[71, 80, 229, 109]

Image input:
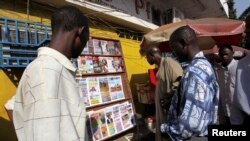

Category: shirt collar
[159, 58, 164, 67]
[38, 47, 77, 72]
[227, 59, 236, 69]
[184, 51, 205, 66]
[193, 51, 205, 59]
[217, 59, 236, 70]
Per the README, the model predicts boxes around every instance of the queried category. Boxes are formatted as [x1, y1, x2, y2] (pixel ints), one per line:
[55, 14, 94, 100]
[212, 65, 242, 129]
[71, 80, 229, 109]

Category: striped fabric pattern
[161, 52, 219, 141]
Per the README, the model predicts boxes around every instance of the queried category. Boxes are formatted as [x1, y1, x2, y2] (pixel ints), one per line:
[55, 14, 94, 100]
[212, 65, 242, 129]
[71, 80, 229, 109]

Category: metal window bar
[0, 17, 51, 46]
[0, 17, 51, 68]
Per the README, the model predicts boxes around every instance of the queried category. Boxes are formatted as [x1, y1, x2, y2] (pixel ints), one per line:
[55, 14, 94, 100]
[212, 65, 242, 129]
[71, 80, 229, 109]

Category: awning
[140, 18, 245, 55]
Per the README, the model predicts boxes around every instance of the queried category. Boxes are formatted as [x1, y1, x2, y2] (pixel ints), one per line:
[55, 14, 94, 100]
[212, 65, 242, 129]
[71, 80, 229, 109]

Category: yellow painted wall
[0, 0, 51, 24]
[0, 0, 153, 140]
[0, 0, 53, 140]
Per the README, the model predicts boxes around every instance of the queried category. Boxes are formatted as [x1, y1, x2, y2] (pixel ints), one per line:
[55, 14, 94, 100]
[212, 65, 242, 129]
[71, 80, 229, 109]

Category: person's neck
[222, 59, 232, 67]
[49, 31, 76, 59]
[155, 55, 162, 67]
[188, 49, 200, 62]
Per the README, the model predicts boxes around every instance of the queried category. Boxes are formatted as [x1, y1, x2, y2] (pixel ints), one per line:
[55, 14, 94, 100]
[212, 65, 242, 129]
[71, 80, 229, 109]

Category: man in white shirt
[215, 45, 238, 124]
[13, 6, 89, 141]
[232, 13, 250, 124]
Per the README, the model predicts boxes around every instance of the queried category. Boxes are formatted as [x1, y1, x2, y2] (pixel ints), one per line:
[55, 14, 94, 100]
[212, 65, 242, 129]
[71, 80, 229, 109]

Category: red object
[148, 68, 158, 88]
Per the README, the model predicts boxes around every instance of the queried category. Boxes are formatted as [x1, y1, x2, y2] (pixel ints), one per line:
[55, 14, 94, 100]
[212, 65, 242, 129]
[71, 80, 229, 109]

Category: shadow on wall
[3, 68, 24, 87]
[0, 117, 17, 141]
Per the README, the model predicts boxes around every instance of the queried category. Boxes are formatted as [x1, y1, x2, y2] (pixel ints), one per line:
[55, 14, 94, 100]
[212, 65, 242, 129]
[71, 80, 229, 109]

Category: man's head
[169, 26, 199, 62]
[145, 46, 161, 65]
[51, 6, 89, 58]
[218, 44, 234, 67]
[245, 14, 250, 43]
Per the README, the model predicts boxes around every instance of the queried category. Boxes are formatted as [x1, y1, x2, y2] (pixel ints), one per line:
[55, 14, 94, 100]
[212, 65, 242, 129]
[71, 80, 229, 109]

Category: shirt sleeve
[161, 72, 212, 140]
[5, 95, 16, 110]
[13, 64, 86, 141]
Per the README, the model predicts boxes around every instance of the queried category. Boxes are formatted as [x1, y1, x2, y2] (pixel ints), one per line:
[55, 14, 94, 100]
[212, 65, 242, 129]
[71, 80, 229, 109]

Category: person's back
[184, 51, 219, 123]
[145, 46, 183, 141]
[232, 52, 250, 124]
[167, 51, 218, 137]
[161, 26, 219, 141]
[231, 13, 250, 125]
[13, 6, 89, 141]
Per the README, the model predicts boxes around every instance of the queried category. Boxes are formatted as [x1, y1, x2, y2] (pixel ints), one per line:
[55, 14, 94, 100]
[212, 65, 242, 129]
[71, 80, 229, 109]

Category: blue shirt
[161, 52, 219, 141]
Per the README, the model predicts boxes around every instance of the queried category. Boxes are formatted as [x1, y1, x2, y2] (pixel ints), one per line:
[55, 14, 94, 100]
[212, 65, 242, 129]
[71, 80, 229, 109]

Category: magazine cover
[85, 56, 94, 73]
[99, 57, 116, 73]
[93, 56, 102, 73]
[120, 104, 134, 130]
[106, 57, 116, 72]
[100, 40, 109, 55]
[98, 57, 109, 73]
[99, 77, 111, 103]
[112, 57, 123, 72]
[88, 77, 102, 105]
[76, 78, 90, 107]
[112, 104, 123, 133]
[104, 107, 116, 136]
[107, 40, 115, 55]
[108, 76, 125, 101]
[88, 39, 94, 54]
[81, 41, 89, 54]
[93, 39, 102, 55]
[98, 110, 109, 139]
[127, 104, 136, 126]
[86, 112, 94, 141]
[71, 58, 81, 76]
[114, 41, 121, 55]
[89, 112, 102, 141]
[77, 56, 87, 74]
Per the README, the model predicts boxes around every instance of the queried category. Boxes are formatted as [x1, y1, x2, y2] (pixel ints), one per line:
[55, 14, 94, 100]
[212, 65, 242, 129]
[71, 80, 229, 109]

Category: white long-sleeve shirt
[215, 59, 238, 117]
[13, 47, 88, 141]
[232, 54, 250, 124]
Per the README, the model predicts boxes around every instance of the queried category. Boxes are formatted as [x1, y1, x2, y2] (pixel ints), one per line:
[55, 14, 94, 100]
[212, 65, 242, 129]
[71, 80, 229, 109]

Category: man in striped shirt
[161, 26, 219, 141]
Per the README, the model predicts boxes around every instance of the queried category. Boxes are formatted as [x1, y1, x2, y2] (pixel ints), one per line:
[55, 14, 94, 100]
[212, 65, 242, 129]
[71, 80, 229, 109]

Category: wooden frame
[75, 36, 135, 141]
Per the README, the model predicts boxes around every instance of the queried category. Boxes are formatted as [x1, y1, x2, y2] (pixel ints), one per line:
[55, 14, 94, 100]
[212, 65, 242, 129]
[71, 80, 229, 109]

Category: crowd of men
[145, 15, 250, 141]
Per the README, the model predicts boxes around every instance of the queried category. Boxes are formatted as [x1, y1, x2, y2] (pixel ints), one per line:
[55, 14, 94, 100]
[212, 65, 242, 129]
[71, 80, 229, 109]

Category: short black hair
[218, 44, 233, 53]
[51, 6, 89, 33]
[170, 26, 198, 47]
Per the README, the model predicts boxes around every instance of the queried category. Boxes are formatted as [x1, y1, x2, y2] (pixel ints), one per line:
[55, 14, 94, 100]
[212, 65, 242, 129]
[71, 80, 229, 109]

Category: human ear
[180, 39, 187, 48]
[78, 26, 84, 36]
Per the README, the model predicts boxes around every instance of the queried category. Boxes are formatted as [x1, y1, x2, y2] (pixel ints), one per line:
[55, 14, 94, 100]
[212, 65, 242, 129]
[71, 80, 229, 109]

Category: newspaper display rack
[72, 36, 136, 141]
